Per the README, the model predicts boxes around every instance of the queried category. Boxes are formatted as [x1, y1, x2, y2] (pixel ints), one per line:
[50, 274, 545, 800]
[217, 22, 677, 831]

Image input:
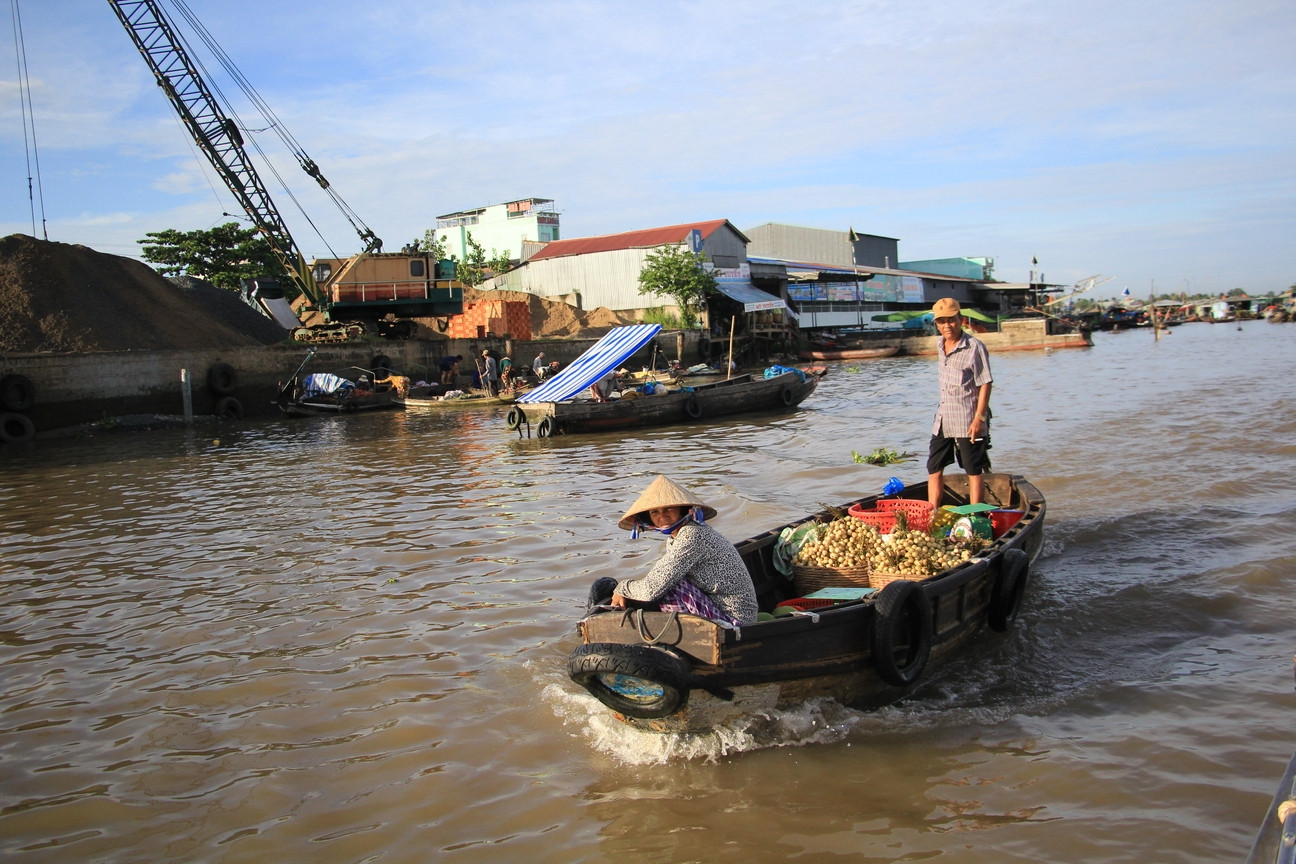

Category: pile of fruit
[792, 511, 989, 578]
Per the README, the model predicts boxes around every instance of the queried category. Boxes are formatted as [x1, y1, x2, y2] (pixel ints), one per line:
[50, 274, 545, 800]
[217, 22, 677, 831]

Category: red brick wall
[445, 300, 532, 341]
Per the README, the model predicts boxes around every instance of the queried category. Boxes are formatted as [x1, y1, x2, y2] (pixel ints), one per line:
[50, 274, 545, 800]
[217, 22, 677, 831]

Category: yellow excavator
[109, 0, 463, 342]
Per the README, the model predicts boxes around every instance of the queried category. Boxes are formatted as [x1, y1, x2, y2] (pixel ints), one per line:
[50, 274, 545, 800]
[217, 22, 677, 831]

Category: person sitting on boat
[589, 370, 619, 402]
[926, 297, 993, 510]
[587, 475, 759, 626]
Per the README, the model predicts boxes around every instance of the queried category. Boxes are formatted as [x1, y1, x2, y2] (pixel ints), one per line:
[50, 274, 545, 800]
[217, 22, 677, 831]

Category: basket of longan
[790, 517, 884, 593]
[867, 525, 984, 590]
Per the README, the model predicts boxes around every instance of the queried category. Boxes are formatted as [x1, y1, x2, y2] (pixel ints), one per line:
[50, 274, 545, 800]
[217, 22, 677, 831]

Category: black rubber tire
[568, 643, 692, 719]
[536, 417, 554, 438]
[1, 374, 36, 411]
[214, 396, 245, 420]
[779, 383, 795, 406]
[505, 406, 525, 430]
[697, 336, 712, 361]
[684, 395, 702, 419]
[871, 579, 933, 687]
[207, 363, 237, 396]
[988, 548, 1030, 632]
[371, 355, 394, 373]
[0, 411, 36, 444]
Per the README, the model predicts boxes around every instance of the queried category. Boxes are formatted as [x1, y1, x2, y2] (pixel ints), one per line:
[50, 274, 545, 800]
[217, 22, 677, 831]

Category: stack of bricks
[444, 300, 532, 341]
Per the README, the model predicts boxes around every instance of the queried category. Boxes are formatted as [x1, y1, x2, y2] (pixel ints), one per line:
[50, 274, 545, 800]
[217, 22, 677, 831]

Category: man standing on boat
[927, 297, 993, 509]
[481, 350, 500, 396]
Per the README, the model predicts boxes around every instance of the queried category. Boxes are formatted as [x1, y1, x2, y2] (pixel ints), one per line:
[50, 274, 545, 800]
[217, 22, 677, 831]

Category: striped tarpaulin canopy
[518, 324, 662, 404]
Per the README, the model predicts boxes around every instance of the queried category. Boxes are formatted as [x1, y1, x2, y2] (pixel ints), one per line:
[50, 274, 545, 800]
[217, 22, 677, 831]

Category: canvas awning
[518, 324, 661, 404]
[713, 282, 788, 312]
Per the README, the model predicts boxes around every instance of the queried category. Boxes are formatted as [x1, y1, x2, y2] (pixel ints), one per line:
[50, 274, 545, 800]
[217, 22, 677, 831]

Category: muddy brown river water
[2, 321, 1295, 863]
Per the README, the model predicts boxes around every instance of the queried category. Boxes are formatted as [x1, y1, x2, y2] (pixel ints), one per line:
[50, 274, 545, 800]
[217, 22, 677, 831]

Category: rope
[624, 608, 680, 645]
[9, 0, 46, 239]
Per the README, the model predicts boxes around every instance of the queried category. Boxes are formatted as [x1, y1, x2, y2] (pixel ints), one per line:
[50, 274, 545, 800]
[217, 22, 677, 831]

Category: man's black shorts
[927, 434, 992, 475]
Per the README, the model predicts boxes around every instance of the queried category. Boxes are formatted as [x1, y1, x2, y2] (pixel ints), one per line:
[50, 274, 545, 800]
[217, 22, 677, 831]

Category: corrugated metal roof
[746, 255, 984, 283]
[517, 324, 662, 404]
[527, 219, 745, 261]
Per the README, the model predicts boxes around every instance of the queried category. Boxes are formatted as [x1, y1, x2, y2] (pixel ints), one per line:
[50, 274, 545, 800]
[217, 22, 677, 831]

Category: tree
[415, 229, 512, 287]
[637, 244, 717, 329]
[138, 223, 286, 291]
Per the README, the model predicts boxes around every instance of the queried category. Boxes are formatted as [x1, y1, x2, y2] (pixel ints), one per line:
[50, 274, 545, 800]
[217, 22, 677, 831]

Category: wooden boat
[400, 383, 517, 410]
[903, 316, 1092, 354]
[508, 370, 818, 437]
[274, 351, 405, 417]
[798, 344, 899, 361]
[566, 472, 1045, 733]
[1244, 736, 1296, 863]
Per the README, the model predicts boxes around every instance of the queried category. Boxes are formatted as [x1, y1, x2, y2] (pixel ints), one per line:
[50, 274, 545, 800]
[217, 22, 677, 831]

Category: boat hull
[513, 371, 817, 435]
[569, 472, 1045, 732]
[797, 346, 899, 361]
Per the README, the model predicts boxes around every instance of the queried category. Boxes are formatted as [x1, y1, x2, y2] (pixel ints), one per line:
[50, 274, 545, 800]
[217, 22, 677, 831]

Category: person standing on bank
[481, 350, 500, 396]
[586, 475, 759, 626]
[927, 297, 993, 510]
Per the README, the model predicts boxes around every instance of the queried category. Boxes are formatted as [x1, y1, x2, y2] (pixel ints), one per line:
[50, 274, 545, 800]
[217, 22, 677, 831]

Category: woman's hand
[609, 593, 627, 608]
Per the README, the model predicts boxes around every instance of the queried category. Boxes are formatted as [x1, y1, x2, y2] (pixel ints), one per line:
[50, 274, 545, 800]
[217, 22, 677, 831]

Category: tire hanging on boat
[206, 363, 237, 396]
[697, 336, 712, 361]
[0, 374, 35, 411]
[568, 642, 692, 719]
[0, 411, 36, 444]
[684, 395, 703, 419]
[779, 383, 795, 407]
[214, 396, 245, 420]
[536, 417, 554, 437]
[505, 405, 525, 430]
[988, 547, 1030, 632]
[870, 579, 933, 687]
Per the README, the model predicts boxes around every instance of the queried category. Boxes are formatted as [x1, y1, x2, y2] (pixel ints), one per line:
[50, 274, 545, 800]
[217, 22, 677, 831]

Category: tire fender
[779, 383, 795, 406]
[684, 395, 702, 419]
[207, 363, 237, 395]
[505, 406, 525, 430]
[871, 579, 933, 687]
[697, 336, 712, 361]
[0, 374, 35, 411]
[988, 547, 1030, 632]
[0, 411, 36, 444]
[214, 396, 245, 420]
[536, 417, 554, 437]
[568, 642, 692, 719]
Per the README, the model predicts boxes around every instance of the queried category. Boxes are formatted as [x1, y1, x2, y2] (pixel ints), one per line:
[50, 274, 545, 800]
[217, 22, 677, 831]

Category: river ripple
[2, 321, 1294, 862]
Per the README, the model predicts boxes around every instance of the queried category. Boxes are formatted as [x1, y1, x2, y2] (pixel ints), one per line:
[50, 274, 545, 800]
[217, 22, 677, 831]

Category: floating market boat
[797, 344, 899, 361]
[274, 350, 406, 417]
[1244, 737, 1296, 863]
[508, 324, 818, 437]
[566, 472, 1045, 733]
[400, 384, 517, 410]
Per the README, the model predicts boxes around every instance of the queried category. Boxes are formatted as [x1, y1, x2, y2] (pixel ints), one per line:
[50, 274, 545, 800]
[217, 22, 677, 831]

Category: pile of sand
[0, 234, 639, 353]
[0, 234, 285, 353]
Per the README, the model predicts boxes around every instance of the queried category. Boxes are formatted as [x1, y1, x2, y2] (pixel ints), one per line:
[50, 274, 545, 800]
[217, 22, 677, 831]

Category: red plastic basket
[876, 498, 934, 532]
[774, 597, 836, 611]
[846, 503, 898, 533]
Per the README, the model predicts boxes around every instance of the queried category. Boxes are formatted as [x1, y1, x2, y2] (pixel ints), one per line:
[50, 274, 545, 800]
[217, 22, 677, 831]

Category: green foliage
[413, 229, 511, 287]
[138, 223, 286, 291]
[852, 447, 915, 466]
[637, 245, 717, 329]
[639, 307, 682, 329]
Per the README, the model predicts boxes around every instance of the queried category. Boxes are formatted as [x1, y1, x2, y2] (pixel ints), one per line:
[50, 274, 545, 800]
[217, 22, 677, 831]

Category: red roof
[526, 219, 743, 261]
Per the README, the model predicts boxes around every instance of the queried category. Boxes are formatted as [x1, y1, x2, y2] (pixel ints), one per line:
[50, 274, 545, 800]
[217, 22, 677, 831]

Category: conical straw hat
[617, 475, 717, 530]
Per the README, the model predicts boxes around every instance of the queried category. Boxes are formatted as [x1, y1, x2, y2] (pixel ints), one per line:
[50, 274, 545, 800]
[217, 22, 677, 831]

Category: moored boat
[508, 324, 818, 437]
[274, 350, 407, 417]
[566, 472, 1045, 733]
[797, 345, 899, 361]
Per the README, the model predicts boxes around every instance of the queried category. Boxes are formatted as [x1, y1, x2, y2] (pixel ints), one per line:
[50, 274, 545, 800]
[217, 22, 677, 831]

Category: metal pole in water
[180, 368, 193, 424]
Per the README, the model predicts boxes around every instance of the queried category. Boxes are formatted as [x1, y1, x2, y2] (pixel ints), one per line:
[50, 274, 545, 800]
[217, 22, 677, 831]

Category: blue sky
[3, 0, 1294, 299]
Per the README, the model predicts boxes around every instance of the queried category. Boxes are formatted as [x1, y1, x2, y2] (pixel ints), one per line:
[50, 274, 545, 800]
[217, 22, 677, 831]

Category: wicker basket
[868, 570, 926, 590]
[792, 562, 872, 595]
[876, 498, 934, 532]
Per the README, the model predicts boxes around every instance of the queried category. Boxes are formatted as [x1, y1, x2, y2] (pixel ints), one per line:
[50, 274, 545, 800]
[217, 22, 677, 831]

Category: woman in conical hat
[589, 475, 759, 626]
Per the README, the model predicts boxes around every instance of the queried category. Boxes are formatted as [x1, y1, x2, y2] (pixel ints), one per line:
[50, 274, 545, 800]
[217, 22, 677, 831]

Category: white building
[435, 198, 560, 262]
